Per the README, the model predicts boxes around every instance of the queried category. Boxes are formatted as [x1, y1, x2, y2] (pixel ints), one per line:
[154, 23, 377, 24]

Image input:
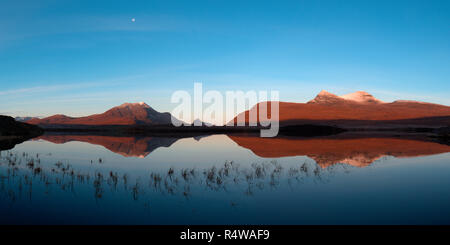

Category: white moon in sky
[131, 18, 135, 22]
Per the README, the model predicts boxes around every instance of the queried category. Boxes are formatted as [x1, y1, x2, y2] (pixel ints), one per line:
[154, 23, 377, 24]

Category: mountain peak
[308, 90, 383, 104]
[317, 90, 335, 96]
[308, 90, 342, 104]
[118, 102, 150, 108]
[340, 91, 383, 104]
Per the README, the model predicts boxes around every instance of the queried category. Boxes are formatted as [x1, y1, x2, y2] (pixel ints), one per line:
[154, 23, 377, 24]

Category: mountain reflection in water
[228, 135, 450, 168]
[1, 134, 450, 224]
[37, 134, 450, 168]
[36, 135, 181, 158]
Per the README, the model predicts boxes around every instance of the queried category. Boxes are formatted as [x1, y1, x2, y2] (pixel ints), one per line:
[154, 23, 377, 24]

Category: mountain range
[231, 90, 450, 128]
[28, 102, 179, 126]
[25, 91, 450, 129]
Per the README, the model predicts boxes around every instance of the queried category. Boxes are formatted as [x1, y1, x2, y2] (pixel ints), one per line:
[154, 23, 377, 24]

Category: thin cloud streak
[0, 74, 147, 96]
[0, 14, 193, 47]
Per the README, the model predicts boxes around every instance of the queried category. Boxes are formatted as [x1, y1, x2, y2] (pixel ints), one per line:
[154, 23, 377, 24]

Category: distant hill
[0, 115, 43, 137]
[15, 116, 39, 122]
[191, 118, 214, 127]
[230, 90, 450, 128]
[0, 115, 44, 150]
[28, 102, 181, 126]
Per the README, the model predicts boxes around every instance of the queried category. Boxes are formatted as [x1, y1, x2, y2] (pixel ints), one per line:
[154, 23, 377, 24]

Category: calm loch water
[1, 134, 450, 224]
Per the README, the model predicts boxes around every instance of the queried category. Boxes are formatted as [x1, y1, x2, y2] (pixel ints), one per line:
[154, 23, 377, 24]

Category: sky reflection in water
[0, 134, 450, 224]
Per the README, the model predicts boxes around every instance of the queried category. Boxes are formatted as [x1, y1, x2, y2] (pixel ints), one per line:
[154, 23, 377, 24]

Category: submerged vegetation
[0, 150, 354, 206]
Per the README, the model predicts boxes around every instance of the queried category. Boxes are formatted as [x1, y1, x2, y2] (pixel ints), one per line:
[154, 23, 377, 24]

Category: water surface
[1, 134, 450, 224]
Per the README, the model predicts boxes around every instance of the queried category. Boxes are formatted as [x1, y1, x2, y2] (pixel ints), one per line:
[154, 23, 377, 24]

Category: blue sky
[1, 0, 449, 117]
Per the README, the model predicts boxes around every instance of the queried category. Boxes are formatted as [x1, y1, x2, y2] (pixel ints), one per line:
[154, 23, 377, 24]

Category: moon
[131, 18, 136, 22]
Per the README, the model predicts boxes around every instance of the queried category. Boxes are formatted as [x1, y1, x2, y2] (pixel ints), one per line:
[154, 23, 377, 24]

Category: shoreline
[33, 124, 450, 145]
